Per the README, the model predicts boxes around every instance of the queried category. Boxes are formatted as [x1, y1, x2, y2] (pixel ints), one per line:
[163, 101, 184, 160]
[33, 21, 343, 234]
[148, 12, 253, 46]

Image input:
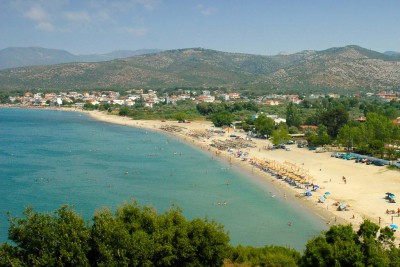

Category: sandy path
[86, 111, 400, 240]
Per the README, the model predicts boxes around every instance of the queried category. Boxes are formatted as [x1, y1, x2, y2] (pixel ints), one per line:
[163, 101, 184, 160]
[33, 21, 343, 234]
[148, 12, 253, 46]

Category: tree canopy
[2, 202, 400, 266]
[1, 201, 230, 267]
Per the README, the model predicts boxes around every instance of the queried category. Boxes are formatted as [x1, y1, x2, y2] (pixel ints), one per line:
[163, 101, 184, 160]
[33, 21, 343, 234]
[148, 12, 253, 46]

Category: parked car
[344, 155, 356, 160]
[355, 157, 363, 163]
[331, 152, 343, 158]
[361, 158, 370, 164]
[335, 153, 345, 158]
[373, 160, 385, 166]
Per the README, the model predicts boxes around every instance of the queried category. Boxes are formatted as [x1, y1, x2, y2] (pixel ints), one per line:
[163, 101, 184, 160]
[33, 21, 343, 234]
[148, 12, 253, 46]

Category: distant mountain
[384, 51, 400, 56]
[1, 45, 400, 93]
[0, 47, 161, 70]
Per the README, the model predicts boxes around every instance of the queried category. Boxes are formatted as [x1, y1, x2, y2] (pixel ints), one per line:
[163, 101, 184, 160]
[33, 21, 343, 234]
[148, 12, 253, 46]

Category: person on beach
[379, 216, 381, 226]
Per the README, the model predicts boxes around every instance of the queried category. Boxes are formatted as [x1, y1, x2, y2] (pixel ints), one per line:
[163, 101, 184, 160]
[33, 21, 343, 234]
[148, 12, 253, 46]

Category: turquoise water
[0, 108, 326, 250]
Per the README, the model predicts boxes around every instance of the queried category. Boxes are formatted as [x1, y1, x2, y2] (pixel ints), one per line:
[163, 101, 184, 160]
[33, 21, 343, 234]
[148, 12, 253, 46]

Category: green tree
[319, 107, 349, 138]
[118, 106, 130, 116]
[302, 224, 363, 267]
[337, 124, 362, 151]
[7, 206, 91, 266]
[307, 125, 332, 147]
[254, 114, 275, 137]
[366, 113, 392, 143]
[175, 112, 188, 122]
[211, 111, 234, 127]
[302, 220, 399, 267]
[286, 103, 302, 128]
[271, 124, 290, 145]
[1, 201, 230, 267]
[196, 102, 212, 115]
[230, 245, 300, 267]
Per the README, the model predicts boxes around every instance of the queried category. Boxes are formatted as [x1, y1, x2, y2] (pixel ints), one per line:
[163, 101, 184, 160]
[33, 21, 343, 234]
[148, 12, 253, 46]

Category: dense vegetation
[81, 94, 400, 160]
[2, 201, 400, 266]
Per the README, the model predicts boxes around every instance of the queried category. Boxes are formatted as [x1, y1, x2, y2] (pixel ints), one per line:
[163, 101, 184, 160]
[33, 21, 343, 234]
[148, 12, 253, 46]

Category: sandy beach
[87, 110, 400, 239]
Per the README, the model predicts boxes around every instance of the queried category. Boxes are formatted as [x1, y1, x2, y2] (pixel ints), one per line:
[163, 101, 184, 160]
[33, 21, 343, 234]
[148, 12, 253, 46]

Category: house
[262, 100, 281, 106]
[228, 92, 240, 99]
[124, 99, 135, 106]
[327, 93, 340, 99]
[196, 95, 215, 103]
[354, 116, 367, 122]
[286, 94, 302, 104]
[166, 95, 179, 105]
[112, 100, 124, 105]
[393, 117, 400, 126]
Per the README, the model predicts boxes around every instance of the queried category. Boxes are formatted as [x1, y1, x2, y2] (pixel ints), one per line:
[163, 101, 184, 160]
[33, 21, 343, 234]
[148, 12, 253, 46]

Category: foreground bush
[2, 202, 400, 267]
[0, 201, 230, 266]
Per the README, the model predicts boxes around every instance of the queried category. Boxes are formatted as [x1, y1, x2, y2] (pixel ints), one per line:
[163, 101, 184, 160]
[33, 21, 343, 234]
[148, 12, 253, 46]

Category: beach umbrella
[386, 192, 395, 197]
[325, 192, 331, 195]
[390, 224, 398, 229]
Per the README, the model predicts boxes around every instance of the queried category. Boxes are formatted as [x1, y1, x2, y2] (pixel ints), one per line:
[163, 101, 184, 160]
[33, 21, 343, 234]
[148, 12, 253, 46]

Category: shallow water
[0, 108, 326, 249]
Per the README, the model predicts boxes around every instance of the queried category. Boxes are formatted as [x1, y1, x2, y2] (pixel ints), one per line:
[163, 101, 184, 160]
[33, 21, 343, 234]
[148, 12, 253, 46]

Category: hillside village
[5, 88, 400, 109]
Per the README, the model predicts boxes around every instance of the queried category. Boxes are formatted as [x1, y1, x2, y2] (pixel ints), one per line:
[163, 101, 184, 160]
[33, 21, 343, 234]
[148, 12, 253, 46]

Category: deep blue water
[0, 108, 326, 250]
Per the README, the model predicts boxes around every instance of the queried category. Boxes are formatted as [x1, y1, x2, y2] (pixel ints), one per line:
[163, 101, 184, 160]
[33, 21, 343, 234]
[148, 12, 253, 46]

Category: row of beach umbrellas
[251, 157, 316, 184]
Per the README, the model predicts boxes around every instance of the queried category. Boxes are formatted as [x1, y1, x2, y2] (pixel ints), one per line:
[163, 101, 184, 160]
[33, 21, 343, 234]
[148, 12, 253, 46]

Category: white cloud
[89, 0, 161, 12]
[24, 5, 48, 21]
[35, 21, 55, 31]
[135, 0, 161, 11]
[22, 5, 56, 31]
[196, 4, 217, 16]
[64, 11, 91, 22]
[118, 27, 148, 37]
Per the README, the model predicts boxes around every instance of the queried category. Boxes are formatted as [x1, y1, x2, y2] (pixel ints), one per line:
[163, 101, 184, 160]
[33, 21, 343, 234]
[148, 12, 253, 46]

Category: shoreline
[84, 111, 351, 227]
[4, 106, 400, 241]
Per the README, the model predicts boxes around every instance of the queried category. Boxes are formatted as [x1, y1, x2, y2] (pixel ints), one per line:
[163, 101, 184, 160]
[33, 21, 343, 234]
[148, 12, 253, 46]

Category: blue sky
[1, 0, 399, 55]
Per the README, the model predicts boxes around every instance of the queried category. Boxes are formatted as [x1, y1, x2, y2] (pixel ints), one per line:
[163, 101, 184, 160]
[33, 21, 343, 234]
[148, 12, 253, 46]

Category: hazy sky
[1, 0, 399, 55]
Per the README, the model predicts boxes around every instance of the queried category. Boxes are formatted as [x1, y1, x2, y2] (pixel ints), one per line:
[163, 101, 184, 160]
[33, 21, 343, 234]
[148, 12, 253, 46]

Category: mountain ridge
[0, 47, 162, 70]
[1, 45, 400, 93]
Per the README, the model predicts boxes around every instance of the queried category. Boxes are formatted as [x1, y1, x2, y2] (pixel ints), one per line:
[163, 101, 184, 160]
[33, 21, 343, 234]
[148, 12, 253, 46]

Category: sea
[0, 108, 327, 250]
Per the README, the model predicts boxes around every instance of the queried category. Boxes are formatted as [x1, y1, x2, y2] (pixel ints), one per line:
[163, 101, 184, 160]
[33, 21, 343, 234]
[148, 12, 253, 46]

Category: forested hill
[1, 45, 400, 93]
